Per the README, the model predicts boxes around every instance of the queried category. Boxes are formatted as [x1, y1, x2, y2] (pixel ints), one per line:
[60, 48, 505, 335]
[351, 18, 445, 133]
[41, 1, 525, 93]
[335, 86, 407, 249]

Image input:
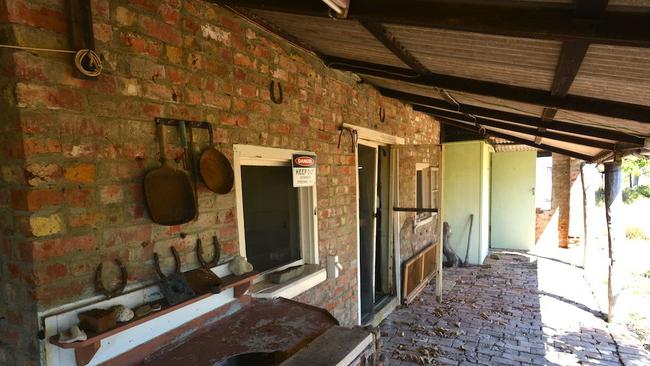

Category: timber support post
[604, 157, 623, 323]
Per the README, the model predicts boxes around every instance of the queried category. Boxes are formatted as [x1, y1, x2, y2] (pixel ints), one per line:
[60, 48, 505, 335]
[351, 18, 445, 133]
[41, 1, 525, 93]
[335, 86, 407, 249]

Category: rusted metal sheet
[144, 298, 338, 366]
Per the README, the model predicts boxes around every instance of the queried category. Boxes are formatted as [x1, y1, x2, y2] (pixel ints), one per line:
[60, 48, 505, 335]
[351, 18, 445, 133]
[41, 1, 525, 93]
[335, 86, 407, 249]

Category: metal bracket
[155, 117, 212, 130]
[270, 80, 283, 104]
[337, 126, 358, 152]
[393, 207, 439, 213]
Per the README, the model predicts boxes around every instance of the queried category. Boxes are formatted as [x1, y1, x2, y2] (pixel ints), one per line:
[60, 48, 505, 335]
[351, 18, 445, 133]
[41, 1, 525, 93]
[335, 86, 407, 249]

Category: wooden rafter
[540, 0, 609, 135]
[223, 0, 650, 48]
[436, 117, 594, 161]
[378, 88, 644, 145]
[414, 105, 617, 150]
[358, 20, 430, 76]
[324, 56, 650, 124]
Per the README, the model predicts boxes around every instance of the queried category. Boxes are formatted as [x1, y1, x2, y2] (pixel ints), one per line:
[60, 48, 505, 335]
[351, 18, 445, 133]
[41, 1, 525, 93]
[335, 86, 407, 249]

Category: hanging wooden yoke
[196, 236, 221, 269]
[270, 80, 283, 104]
[153, 246, 181, 279]
[95, 259, 128, 298]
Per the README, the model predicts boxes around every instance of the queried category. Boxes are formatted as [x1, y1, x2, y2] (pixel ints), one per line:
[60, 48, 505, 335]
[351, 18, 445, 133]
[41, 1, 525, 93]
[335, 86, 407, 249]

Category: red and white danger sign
[292, 154, 317, 187]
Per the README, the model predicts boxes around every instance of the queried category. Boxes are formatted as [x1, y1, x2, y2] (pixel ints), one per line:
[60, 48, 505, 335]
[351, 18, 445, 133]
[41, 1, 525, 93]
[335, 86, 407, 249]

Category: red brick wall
[0, 1, 440, 363]
[535, 154, 581, 246]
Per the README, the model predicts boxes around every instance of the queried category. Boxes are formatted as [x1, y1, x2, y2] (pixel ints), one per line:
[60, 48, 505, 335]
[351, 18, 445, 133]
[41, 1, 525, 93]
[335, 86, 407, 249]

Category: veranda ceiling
[215, 0, 650, 161]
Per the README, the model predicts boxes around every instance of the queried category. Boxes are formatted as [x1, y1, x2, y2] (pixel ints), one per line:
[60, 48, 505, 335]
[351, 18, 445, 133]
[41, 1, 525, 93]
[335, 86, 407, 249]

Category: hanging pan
[144, 123, 197, 225]
[199, 124, 234, 194]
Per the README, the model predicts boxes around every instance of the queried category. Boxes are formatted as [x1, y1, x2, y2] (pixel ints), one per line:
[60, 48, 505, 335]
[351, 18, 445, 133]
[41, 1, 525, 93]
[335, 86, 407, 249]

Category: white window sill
[250, 264, 326, 299]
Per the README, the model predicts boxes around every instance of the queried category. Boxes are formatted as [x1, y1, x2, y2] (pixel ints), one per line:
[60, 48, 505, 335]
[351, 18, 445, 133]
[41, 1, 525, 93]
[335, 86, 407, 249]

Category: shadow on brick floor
[379, 251, 649, 365]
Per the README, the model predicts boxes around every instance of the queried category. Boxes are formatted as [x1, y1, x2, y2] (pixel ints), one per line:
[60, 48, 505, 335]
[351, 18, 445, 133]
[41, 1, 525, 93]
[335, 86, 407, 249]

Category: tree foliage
[623, 156, 650, 177]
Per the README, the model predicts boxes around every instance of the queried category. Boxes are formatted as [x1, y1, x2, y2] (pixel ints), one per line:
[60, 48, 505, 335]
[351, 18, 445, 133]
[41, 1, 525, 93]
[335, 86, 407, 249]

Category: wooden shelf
[49, 271, 259, 366]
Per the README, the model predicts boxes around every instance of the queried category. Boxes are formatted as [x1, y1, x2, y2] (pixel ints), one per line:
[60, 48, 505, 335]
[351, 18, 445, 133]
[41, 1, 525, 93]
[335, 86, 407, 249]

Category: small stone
[58, 325, 87, 343]
[114, 305, 134, 322]
[228, 255, 253, 276]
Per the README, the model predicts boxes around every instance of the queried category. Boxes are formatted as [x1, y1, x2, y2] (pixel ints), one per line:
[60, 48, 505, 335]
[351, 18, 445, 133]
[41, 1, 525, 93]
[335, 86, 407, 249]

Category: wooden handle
[157, 123, 167, 164]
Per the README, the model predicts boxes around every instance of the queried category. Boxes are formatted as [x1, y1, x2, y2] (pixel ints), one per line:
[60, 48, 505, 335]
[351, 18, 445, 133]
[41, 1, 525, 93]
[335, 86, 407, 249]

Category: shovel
[144, 123, 196, 226]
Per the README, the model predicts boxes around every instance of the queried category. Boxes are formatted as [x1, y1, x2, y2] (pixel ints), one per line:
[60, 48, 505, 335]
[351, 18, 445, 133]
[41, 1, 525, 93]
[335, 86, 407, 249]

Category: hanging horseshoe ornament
[196, 236, 221, 269]
[95, 259, 128, 298]
[269, 80, 283, 104]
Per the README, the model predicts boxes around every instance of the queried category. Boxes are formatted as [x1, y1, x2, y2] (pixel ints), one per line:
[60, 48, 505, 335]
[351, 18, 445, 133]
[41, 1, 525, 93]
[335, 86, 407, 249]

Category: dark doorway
[358, 143, 393, 324]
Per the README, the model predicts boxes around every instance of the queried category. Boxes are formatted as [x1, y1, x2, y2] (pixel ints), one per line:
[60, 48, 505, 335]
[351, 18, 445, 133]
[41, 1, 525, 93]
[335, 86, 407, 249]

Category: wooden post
[436, 144, 444, 302]
[604, 158, 623, 323]
[580, 162, 588, 269]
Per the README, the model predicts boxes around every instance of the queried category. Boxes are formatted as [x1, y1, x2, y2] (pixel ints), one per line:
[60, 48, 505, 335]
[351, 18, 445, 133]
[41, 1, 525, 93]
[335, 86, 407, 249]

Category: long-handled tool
[462, 214, 474, 267]
[143, 123, 196, 225]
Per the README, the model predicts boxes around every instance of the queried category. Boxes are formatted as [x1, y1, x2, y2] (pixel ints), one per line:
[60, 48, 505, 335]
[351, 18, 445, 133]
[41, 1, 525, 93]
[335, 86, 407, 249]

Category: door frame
[357, 140, 379, 321]
[350, 124, 403, 325]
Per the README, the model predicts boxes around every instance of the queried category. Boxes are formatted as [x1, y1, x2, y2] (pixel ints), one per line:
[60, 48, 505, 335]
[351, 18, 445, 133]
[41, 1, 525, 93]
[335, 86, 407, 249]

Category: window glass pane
[242, 165, 301, 272]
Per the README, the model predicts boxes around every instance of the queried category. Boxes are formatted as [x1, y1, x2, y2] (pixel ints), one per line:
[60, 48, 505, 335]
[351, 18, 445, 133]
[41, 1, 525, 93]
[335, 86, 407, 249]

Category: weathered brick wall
[1, 8, 42, 365]
[0, 0, 439, 364]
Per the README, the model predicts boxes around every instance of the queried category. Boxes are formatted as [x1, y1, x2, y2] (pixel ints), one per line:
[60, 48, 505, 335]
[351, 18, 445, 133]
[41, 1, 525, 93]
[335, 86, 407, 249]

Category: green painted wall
[442, 141, 492, 264]
[490, 150, 537, 250]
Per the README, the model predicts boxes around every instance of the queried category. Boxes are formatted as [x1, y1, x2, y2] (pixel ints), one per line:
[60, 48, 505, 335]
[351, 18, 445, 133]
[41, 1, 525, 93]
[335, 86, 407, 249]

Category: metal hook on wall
[337, 126, 358, 152]
[95, 259, 128, 298]
[269, 80, 283, 104]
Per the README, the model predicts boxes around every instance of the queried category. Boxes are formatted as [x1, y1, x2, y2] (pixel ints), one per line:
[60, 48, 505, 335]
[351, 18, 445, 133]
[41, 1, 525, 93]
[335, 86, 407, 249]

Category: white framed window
[415, 163, 439, 226]
[233, 145, 324, 298]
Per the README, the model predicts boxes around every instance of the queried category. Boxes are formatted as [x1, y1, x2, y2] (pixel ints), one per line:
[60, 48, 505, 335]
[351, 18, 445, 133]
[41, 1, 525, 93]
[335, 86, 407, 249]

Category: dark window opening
[241, 165, 301, 272]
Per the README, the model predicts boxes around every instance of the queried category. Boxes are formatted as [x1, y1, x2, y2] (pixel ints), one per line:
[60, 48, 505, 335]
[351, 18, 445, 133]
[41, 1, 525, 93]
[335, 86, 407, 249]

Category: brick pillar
[552, 154, 570, 248]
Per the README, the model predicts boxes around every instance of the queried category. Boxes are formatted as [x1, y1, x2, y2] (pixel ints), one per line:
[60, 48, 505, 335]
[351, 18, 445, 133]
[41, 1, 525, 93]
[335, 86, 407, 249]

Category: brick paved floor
[379, 251, 650, 365]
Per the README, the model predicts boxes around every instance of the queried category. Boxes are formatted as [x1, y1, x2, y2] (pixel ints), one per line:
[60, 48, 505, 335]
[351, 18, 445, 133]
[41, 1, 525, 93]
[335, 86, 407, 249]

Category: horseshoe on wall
[270, 80, 283, 104]
[95, 259, 128, 298]
[379, 107, 386, 123]
[153, 246, 181, 279]
[196, 236, 221, 269]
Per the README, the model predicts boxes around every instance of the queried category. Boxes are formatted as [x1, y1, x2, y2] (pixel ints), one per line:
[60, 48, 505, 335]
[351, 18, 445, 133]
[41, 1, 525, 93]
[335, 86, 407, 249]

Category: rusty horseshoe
[95, 259, 128, 298]
[269, 80, 283, 104]
[196, 236, 221, 269]
[153, 246, 181, 279]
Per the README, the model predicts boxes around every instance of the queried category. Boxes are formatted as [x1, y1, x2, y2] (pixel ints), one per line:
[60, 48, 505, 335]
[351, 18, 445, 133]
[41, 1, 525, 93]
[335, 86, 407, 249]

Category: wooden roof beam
[541, 1, 608, 129]
[358, 20, 430, 76]
[378, 88, 644, 145]
[436, 117, 594, 161]
[324, 56, 650, 124]
[223, 0, 650, 48]
[414, 105, 616, 150]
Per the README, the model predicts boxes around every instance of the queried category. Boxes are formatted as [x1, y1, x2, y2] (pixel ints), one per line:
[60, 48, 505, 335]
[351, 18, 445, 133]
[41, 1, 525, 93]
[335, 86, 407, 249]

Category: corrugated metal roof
[569, 44, 650, 107]
[236, 1, 650, 161]
[251, 10, 408, 68]
[385, 26, 561, 90]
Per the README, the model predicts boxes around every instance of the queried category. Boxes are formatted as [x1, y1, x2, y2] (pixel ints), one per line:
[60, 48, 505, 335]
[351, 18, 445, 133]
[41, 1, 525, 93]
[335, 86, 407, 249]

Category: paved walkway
[379, 251, 650, 365]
